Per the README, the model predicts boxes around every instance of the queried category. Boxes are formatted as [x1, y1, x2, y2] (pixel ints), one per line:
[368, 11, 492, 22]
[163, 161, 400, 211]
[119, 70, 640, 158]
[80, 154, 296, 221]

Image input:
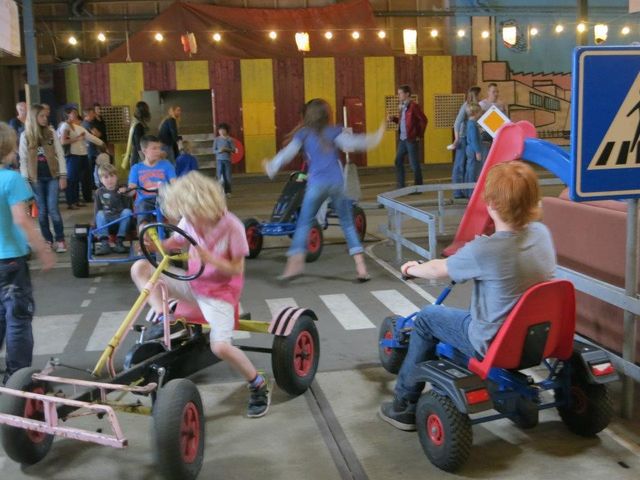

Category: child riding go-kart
[0, 222, 320, 480]
[243, 170, 366, 260]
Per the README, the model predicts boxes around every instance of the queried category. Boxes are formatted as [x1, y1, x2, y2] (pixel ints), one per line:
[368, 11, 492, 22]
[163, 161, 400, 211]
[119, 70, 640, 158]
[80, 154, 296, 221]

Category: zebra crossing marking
[371, 289, 420, 317]
[32, 314, 83, 355]
[319, 294, 375, 330]
[86, 311, 129, 351]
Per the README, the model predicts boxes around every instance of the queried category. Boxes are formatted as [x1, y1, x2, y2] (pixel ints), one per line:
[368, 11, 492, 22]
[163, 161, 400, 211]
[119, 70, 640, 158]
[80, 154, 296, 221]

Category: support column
[22, 0, 40, 104]
[577, 0, 588, 46]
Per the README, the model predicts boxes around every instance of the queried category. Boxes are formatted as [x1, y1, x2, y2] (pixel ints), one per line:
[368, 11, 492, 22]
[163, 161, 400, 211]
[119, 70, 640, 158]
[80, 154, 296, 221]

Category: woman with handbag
[263, 98, 384, 283]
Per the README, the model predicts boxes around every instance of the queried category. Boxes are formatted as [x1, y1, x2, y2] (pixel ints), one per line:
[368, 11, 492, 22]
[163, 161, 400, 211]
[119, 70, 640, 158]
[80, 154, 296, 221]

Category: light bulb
[457, 29, 466, 38]
[555, 25, 564, 33]
[154, 32, 164, 42]
[481, 30, 490, 39]
[212, 32, 221, 42]
[577, 23, 586, 33]
[268, 31, 277, 40]
[352, 31, 360, 40]
[68, 36, 78, 45]
[530, 27, 538, 36]
[378, 30, 386, 39]
[325, 31, 333, 40]
[97, 32, 106, 42]
[430, 29, 438, 38]
[622, 26, 631, 35]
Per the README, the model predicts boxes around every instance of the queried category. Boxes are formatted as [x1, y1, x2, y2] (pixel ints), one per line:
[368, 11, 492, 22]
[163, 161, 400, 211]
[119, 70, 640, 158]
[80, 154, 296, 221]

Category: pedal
[133, 324, 147, 333]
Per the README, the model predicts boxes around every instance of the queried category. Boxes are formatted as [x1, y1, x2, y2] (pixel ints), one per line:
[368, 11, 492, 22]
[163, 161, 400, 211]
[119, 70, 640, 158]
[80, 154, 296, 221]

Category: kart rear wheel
[272, 314, 320, 395]
[244, 218, 263, 259]
[0, 367, 54, 465]
[352, 205, 367, 242]
[555, 353, 613, 436]
[416, 390, 472, 472]
[153, 379, 205, 480]
[70, 234, 89, 278]
[378, 316, 408, 375]
[305, 220, 323, 263]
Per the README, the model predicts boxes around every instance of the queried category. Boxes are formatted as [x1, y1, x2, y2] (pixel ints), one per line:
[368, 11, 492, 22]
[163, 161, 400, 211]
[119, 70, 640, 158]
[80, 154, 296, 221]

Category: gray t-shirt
[446, 222, 556, 356]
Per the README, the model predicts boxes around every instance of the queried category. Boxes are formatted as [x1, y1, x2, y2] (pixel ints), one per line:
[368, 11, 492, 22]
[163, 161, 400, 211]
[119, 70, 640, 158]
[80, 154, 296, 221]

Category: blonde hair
[0, 122, 17, 167]
[24, 104, 52, 149]
[181, 140, 192, 154]
[484, 161, 541, 230]
[160, 171, 226, 223]
[98, 163, 117, 178]
[467, 102, 482, 119]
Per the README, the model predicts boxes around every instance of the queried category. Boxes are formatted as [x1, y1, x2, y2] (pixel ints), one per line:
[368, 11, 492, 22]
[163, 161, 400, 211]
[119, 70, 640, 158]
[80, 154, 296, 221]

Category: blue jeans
[96, 209, 132, 239]
[289, 182, 363, 257]
[451, 137, 467, 198]
[464, 146, 486, 197]
[0, 257, 34, 379]
[217, 159, 232, 194]
[32, 177, 64, 243]
[65, 154, 90, 205]
[395, 305, 477, 403]
[394, 139, 423, 188]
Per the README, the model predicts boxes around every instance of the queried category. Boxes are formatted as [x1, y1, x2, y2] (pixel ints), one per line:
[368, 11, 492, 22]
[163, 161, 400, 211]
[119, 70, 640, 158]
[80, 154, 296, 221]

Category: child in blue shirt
[0, 122, 55, 384]
[175, 140, 198, 177]
[213, 123, 235, 196]
[464, 103, 486, 197]
[128, 135, 176, 226]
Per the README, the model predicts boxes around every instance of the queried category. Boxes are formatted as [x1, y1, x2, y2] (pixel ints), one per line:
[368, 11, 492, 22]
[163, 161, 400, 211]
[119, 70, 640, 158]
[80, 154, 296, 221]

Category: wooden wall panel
[364, 56, 395, 166]
[273, 58, 304, 150]
[64, 64, 81, 109]
[335, 56, 366, 165]
[78, 64, 110, 108]
[423, 55, 452, 164]
[451, 56, 477, 94]
[304, 57, 336, 119]
[175, 60, 209, 90]
[143, 62, 177, 91]
[210, 59, 244, 172]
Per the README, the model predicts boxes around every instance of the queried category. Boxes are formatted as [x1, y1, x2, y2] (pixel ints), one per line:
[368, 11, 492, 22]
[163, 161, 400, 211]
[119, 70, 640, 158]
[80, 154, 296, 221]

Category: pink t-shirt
[176, 212, 249, 305]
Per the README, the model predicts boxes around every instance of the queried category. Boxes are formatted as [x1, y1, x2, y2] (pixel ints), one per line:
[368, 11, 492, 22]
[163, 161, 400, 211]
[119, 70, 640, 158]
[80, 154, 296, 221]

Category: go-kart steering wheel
[139, 222, 205, 281]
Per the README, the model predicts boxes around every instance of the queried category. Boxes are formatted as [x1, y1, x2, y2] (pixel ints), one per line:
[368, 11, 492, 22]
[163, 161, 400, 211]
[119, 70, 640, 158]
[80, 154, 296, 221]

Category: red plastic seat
[468, 280, 576, 379]
[174, 301, 240, 329]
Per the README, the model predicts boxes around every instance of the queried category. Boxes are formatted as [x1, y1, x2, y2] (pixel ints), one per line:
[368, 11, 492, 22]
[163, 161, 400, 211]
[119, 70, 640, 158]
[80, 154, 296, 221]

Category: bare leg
[353, 252, 369, 279]
[131, 259, 164, 312]
[211, 342, 257, 381]
[281, 253, 305, 278]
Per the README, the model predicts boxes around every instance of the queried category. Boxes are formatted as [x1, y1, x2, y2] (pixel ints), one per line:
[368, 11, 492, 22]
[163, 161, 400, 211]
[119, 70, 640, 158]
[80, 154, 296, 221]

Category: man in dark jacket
[389, 85, 428, 188]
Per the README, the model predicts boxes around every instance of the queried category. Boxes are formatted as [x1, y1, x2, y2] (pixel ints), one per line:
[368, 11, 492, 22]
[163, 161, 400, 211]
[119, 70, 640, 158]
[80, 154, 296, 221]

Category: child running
[130, 171, 270, 417]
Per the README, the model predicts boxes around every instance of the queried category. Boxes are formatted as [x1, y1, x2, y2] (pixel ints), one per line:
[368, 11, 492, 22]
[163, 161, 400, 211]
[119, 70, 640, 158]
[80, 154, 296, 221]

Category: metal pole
[577, 0, 588, 47]
[22, 0, 40, 104]
[622, 198, 638, 418]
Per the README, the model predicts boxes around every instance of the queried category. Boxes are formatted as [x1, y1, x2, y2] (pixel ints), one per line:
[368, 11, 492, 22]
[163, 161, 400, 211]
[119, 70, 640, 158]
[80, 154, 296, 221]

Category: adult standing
[8, 102, 27, 138]
[264, 98, 384, 282]
[19, 104, 68, 253]
[0, 122, 55, 384]
[58, 107, 103, 209]
[479, 82, 506, 113]
[121, 101, 150, 170]
[158, 105, 181, 164]
[389, 85, 428, 189]
[81, 107, 104, 188]
[451, 86, 481, 199]
[92, 103, 108, 144]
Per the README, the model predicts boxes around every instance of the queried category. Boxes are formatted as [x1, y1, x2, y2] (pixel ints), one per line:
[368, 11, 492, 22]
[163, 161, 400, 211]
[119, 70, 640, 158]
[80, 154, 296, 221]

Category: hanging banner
[0, 0, 20, 56]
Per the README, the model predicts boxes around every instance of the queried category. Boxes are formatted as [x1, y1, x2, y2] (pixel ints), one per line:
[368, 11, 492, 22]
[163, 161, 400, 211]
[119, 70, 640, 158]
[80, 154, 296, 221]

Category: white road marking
[266, 298, 298, 318]
[319, 294, 375, 330]
[93, 276, 102, 283]
[86, 311, 129, 351]
[32, 314, 82, 355]
[81, 299, 91, 308]
[371, 289, 420, 317]
[88, 287, 97, 294]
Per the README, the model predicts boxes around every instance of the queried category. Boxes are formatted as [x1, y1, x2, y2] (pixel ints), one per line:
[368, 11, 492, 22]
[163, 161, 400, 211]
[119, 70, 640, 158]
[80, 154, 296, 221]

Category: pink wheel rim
[427, 414, 445, 446]
[180, 402, 201, 463]
[383, 330, 393, 356]
[24, 386, 46, 444]
[307, 228, 321, 253]
[293, 331, 315, 376]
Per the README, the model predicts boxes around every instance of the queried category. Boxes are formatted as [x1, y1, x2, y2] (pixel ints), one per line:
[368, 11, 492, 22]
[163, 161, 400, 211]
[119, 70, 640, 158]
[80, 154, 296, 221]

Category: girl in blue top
[264, 99, 384, 282]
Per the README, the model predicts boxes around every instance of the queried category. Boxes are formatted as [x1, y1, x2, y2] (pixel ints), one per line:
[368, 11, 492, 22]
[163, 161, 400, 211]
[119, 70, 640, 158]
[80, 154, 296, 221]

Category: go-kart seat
[467, 279, 576, 379]
[174, 301, 240, 330]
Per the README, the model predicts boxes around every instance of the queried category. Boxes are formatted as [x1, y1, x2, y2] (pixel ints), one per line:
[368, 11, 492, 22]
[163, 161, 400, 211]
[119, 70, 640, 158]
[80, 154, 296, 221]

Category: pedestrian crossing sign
[571, 46, 640, 200]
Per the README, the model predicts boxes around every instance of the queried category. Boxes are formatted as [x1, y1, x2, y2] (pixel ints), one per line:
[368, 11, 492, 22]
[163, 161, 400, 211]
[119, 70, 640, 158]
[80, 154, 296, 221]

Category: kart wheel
[378, 316, 408, 375]
[272, 314, 320, 396]
[510, 397, 539, 429]
[70, 234, 89, 278]
[555, 353, 613, 436]
[153, 379, 205, 480]
[0, 367, 54, 465]
[416, 390, 472, 473]
[352, 205, 367, 242]
[123, 341, 167, 370]
[244, 218, 263, 259]
[305, 220, 323, 263]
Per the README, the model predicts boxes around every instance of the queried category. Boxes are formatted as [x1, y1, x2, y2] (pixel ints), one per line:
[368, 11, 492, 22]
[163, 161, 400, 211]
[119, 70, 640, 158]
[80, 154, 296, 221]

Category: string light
[481, 30, 490, 39]
[622, 26, 631, 35]
[555, 24, 564, 33]
[352, 31, 360, 40]
[268, 31, 277, 40]
[430, 29, 438, 38]
[377, 30, 386, 39]
[154, 32, 164, 42]
[97, 32, 106, 42]
[212, 32, 221, 42]
[577, 22, 586, 33]
[68, 35, 78, 45]
[457, 29, 466, 38]
[530, 27, 539, 36]
[324, 31, 333, 40]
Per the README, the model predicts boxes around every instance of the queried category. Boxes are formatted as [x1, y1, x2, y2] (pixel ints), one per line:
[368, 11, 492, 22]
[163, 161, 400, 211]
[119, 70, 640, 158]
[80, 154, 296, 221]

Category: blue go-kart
[378, 278, 618, 472]
[243, 171, 366, 261]
[70, 186, 164, 278]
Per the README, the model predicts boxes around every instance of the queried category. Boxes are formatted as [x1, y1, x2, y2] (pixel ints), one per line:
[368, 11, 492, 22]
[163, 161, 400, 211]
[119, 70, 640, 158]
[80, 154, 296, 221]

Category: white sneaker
[55, 241, 67, 253]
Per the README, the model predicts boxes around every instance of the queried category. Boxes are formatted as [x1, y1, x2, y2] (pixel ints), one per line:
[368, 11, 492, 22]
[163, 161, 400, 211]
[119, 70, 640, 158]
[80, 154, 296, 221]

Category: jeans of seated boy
[217, 159, 232, 194]
[96, 209, 132, 239]
[451, 137, 467, 198]
[394, 305, 476, 404]
[394, 139, 423, 188]
[288, 182, 363, 257]
[0, 257, 35, 379]
[32, 177, 65, 243]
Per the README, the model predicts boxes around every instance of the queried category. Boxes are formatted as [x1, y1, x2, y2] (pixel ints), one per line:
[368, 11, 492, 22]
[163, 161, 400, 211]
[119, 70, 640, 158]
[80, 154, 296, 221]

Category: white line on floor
[319, 294, 375, 330]
[32, 314, 83, 355]
[604, 428, 640, 458]
[93, 276, 102, 283]
[265, 298, 299, 318]
[88, 287, 97, 294]
[81, 299, 91, 308]
[371, 289, 420, 317]
[86, 311, 129, 351]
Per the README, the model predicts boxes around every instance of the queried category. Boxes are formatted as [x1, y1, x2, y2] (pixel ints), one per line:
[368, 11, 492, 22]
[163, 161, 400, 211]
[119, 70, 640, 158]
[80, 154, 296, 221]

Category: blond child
[130, 171, 269, 417]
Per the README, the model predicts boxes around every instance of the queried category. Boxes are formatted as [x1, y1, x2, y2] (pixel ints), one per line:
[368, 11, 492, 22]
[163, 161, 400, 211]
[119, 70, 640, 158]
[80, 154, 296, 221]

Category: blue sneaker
[247, 376, 271, 418]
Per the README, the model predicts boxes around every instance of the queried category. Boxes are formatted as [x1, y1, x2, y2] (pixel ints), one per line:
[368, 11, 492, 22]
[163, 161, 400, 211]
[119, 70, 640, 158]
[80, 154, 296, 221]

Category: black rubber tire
[510, 397, 540, 429]
[152, 379, 205, 480]
[352, 205, 367, 242]
[555, 353, 613, 437]
[305, 220, 323, 263]
[378, 315, 408, 375]
[70, 234, 89, 278]
[416, 390, 472, 473]
[0, 367, 54, 465]
[272, 315, 320, 396]
[244, 218, 263, 259]
[123, 341, 167, 370]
